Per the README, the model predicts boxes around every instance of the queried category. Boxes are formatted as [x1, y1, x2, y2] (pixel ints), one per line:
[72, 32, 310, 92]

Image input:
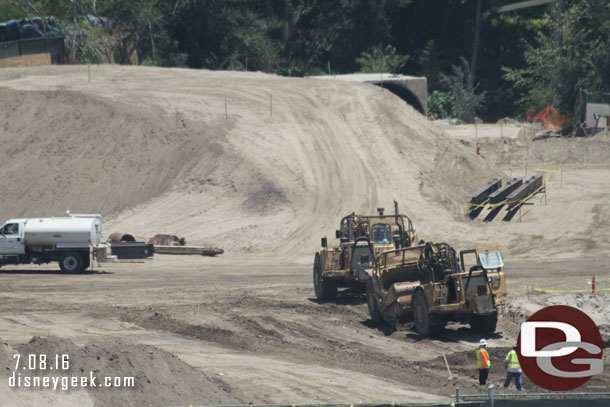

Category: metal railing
[454, 385, 610, 407]
[200, 402, 482, 407]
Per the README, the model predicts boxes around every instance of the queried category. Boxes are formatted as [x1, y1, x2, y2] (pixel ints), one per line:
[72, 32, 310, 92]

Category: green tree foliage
[95, 0, 183, 64]
[417, 40, 443, 90]
[355, 44, 409, 73]
[504, 0, 610, 116]
[6, 0, 607, 121]
[0, 3, 26, 19]
[441, 57, 486, 122]
[167, 0, 279, 71]
[427, 90, 453, 120]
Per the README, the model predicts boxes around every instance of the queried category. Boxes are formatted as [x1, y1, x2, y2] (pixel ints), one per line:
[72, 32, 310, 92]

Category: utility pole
[469, 0, 482, 89]
[556, 0, 564, 47]
[70, 0, 78, 63]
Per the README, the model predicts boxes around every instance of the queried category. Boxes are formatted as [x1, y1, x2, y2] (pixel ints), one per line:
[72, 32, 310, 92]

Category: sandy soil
[0, 65, 609, 405]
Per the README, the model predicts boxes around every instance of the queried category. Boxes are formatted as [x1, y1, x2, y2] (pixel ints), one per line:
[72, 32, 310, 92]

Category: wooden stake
[270, 94, 273, 117]
[88, 64, 91, 83]
[544, 181, 547, 205]
[224, 98, 228, 120]
[443, 352, 453, 380]
[519, 205, 522, 222]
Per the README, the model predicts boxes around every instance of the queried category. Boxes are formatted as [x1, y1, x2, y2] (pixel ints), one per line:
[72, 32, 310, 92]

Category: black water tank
[5, 20, 20, 41]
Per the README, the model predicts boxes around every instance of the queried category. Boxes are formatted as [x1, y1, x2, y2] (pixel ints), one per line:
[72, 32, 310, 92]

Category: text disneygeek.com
[8, 353, 135, 391]
[8, 371, 135, 391]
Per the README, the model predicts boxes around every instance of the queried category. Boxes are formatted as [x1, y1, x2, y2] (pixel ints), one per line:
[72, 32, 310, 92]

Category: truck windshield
[479, 250, 503, 269]
[371, 223, 392, 244]
[1, 223, 18, 235]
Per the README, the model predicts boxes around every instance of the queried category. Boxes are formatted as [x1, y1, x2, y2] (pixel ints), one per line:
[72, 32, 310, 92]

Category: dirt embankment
[0, 335, 242, 407]
[0, 65, 499, 257]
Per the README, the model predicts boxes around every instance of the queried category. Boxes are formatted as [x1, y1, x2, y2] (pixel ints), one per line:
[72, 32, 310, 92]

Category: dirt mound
[127, 310, 250, 351]
[0, 65, 498, 256]
[510, 293, 610, 345]
[0, 338, 93, 406]
[0, 86, 229, 219]
[467, 129, 610, 168]
[11, 335, 242, 406]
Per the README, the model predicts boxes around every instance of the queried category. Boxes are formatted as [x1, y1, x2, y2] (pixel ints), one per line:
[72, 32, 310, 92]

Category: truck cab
[0, 220, 26, 255]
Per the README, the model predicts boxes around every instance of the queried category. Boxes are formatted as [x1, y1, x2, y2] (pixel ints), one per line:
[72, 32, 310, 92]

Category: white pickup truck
[0, 212, 114, 273]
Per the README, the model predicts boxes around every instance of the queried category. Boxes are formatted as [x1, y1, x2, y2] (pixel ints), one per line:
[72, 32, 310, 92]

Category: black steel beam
[470, 178, 502, 205]
[506, 174, 544, 209]
[109, 242, 154, 259]
[488, 177, 524, 204]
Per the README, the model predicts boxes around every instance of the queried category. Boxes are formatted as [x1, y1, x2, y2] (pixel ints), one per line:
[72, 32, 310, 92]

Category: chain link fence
[0, 37, 64, 64]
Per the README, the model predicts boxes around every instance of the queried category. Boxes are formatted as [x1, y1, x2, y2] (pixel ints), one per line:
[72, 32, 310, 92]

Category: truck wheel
[413, 290, 444, 337]
[314, 253, 337, 300]
[366, 279, 382, 324]
[469, 313, 498, 333]
[59, 252, 85, 273]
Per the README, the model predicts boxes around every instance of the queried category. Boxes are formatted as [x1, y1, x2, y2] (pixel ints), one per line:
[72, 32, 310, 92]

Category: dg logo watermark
[517, 305, 603, 391]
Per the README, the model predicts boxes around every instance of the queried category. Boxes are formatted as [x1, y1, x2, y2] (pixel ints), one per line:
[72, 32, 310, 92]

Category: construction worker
[476, 339, 490, 385]
[504, 346, 523, 391]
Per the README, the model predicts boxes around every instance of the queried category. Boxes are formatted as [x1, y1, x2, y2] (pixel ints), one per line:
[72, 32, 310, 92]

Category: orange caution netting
[526, 106, 568, 131]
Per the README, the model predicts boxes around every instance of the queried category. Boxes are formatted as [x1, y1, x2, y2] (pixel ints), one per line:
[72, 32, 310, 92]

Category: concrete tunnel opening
[372, 81, 426, 115]
[311, 74, 428, 117]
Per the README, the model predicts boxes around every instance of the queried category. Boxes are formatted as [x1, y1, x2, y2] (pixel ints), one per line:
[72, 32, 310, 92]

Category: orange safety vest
[477, 348, 490, 369]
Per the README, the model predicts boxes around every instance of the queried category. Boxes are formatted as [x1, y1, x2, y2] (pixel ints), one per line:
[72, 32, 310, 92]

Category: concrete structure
[312, 73, 427, 116]
[585, 103, 609, 129]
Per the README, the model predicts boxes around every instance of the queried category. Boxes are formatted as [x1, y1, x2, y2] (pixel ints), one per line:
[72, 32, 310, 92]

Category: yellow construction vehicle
[366, 242, 507, 336]
[313, 201, 417, 300]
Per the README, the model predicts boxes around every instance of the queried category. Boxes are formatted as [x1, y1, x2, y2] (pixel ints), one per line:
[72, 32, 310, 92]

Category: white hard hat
[479, 339, 487, 346]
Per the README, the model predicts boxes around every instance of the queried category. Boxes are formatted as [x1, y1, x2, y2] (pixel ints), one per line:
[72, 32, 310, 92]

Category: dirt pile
[465, 128, 610, 168]
[0, 65, 498, 256]
[7, 335, 242, 407]
[510, 293, 610, 344]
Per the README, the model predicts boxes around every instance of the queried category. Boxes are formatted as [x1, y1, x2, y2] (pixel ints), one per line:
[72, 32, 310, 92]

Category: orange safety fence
[526, 106, 568, 131]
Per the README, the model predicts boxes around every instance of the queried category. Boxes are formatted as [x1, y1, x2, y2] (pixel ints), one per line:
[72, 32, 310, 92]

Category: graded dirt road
[1, 66, 610, 406]
[1, 253, 610, 406]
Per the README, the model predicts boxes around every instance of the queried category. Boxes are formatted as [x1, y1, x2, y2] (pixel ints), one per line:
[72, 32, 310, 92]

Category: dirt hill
[0, 65, 499, 256]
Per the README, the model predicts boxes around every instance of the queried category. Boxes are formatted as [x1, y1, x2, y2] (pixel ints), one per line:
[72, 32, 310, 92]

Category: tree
[356, 44, 409, 73]
[441, 57, 486, 122]
[96, 0, 183, 64]
[417, 40, 443, 90]
[503, 0, 610, 116]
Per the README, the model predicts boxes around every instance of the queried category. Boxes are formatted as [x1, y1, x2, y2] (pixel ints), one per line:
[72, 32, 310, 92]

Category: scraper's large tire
[314, 253, 337, 300]
[413, 290, 445, 337]
[366, 279, 382, 324]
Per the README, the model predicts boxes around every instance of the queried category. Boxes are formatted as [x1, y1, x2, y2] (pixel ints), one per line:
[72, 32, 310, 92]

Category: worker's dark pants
[504, 371, 523, 391]
[478, 368, 489, 385]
